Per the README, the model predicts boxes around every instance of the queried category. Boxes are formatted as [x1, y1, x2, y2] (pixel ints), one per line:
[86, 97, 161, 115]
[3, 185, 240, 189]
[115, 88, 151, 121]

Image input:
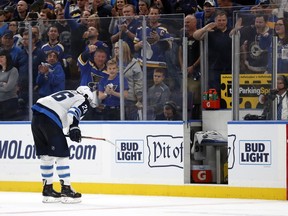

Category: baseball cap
[4, 6, 14, 13]
[2, 30, 13, 39]
[204, 0, 216, 7]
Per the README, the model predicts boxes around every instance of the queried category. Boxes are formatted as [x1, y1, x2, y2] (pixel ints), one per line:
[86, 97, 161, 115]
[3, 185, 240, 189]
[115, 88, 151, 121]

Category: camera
[244, 114, 265, 120]
[270, 89, 279, 95]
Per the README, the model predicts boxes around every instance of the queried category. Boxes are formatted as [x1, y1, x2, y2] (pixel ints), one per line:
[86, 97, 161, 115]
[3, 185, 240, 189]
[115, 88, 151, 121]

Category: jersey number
[52, 91, 74, 101]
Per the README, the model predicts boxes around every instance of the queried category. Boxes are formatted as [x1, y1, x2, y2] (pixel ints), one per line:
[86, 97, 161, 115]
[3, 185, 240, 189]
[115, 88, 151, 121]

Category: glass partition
[1, 13, 186, 121]
[195, 5, 283, 119]
[3, 3, 284, 122]
[229, 8, 283, 120]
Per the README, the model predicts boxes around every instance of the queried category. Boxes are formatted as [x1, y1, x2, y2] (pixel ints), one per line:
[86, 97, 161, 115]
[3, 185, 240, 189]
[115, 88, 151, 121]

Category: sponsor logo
[221, 74, 273, 108]
[69, 144, 96, 160]
[147, 135, 183, 169]
[0, 140, 38, 159]
[116, 140, 144, 163]
[239, 140, 271, 165]
[0, 140, 96, 160]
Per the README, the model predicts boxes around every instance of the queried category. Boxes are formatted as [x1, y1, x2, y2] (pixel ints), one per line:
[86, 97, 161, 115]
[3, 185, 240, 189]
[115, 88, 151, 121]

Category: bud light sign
[239, 140, 271, 165]
[116, 140, 144, 163]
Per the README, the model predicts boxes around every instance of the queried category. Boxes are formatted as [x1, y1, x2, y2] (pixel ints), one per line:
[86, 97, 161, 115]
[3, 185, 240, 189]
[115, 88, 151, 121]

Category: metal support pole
[141, 16, 147, 120]
[118, 39, 125, 120]
[200, 40, 205, 107]
[203, 34, 208, 90]
[28, 23, 33, 121]
[232, 32, 240, 120]
[182, 37, 188, 121]
[272, 36, 278, 120]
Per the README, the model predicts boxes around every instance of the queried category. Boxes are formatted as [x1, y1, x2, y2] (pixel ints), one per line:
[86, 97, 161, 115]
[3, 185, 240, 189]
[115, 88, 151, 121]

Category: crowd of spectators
[0, 0, 287, 121]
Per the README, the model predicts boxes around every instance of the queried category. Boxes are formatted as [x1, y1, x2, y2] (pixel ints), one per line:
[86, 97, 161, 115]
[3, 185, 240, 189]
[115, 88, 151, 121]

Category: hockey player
[31, 86, 95, 203]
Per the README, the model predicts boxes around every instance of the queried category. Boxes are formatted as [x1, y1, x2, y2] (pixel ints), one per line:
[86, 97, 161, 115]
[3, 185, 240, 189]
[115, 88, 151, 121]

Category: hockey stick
[65, 135, 118, 149]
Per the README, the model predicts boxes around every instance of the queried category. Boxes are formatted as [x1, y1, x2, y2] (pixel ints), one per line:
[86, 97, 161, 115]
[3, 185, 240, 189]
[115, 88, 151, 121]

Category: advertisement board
[221, 74, 272, 109]
[228, 122, 287, 188]
[0, 122, 184, 184]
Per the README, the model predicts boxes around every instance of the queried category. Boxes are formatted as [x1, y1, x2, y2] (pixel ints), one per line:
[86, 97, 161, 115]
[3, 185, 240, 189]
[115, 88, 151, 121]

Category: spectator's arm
[110, 89, 128, 98]
[98, 80, 107, 100]
[187, 57, 200, 76]
[193, 22, 217, 40]
[133, 62, 143, 101]
[0, 68, 19, 92]
[229, 18, 243, 37]
[134, 41, 143, 52]
[98, 90, 108, 100]
[48, 64, 65, 87]
[64, 0, 72, 19]
[36, 64, 49, 85]
[111, 30, 121, 44]
[78, 49, 90, 65]
[64, 0, 80, 30]
[178, 45, 183, 70]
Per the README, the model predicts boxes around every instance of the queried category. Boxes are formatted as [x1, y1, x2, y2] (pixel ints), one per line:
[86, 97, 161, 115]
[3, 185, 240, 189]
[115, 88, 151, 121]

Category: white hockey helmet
[76, 86, 95, 107]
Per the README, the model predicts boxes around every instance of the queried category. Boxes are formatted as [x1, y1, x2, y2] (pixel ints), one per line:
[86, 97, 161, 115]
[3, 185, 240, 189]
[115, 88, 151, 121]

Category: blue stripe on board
[228, 121, 288, 125]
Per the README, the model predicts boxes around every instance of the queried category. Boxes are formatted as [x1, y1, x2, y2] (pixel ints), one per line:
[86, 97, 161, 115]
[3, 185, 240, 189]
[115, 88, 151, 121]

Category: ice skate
[60, 180, 82, 204]
[42, 181, 61, 203]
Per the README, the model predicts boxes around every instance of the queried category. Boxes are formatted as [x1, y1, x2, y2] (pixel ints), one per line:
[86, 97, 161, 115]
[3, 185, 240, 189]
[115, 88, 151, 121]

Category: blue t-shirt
[134, 25, 172, 61]
[98, 73, 129, 107]
[0, 23, 8, 37]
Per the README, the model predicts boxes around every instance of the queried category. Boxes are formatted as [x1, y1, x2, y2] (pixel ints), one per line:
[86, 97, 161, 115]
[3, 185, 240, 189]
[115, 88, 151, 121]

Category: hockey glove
[69, 126, 82, 143]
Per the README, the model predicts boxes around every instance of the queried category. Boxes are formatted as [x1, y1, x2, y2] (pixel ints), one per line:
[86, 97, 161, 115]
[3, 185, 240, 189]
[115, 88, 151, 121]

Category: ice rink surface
[0, 192, 288, 216]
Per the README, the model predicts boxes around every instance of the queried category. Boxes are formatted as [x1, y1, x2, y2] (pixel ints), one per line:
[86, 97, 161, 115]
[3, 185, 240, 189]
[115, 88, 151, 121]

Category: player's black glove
[69, 126, 81, 143]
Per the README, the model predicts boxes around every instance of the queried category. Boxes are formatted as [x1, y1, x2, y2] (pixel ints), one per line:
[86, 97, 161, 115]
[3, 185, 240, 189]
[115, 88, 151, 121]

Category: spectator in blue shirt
[35, 50, 65, 98]
[134, 6, 172, 62]
[78, 47, 109, 120]
[98, 59, 129, 120]
[111, 4, 140, 55]
[0, 10, 9, 37]
[195, 0, 216, 28]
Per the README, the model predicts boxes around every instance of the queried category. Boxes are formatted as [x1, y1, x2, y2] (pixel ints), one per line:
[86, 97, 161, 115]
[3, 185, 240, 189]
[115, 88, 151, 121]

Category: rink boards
[0, 121, 287, 200]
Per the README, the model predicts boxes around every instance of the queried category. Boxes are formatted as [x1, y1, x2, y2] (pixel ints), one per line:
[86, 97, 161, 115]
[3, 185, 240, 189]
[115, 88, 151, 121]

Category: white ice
[0, 192, 288, 216]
